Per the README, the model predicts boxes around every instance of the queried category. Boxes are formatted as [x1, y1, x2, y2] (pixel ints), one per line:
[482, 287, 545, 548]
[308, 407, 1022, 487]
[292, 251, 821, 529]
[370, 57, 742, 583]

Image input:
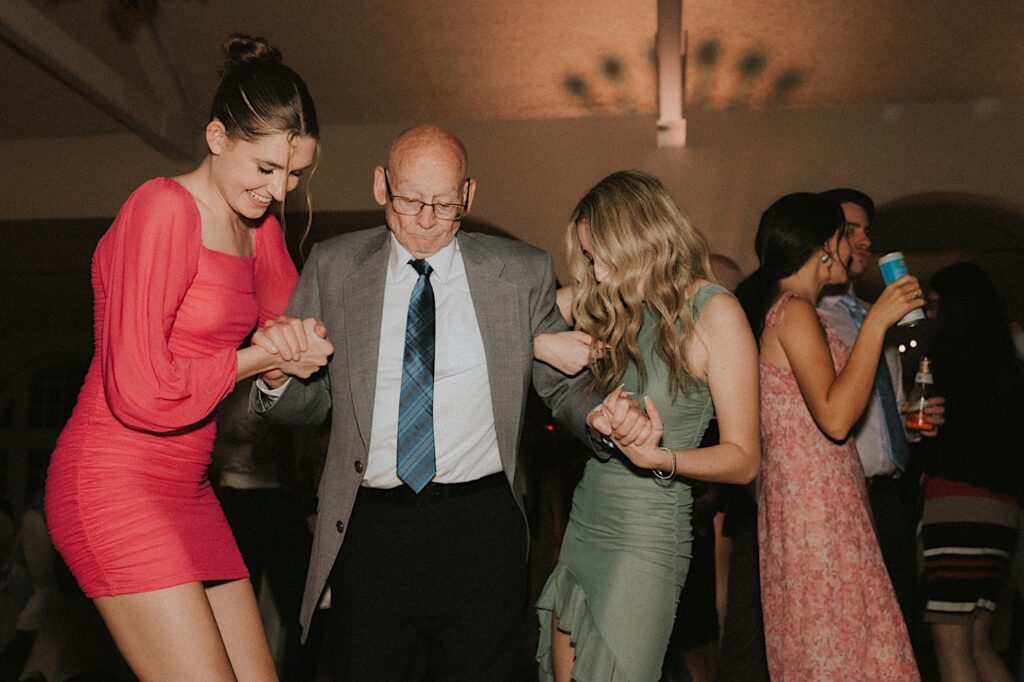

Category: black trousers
[320, 475, 528, 682]
[866, 475, 920, 633]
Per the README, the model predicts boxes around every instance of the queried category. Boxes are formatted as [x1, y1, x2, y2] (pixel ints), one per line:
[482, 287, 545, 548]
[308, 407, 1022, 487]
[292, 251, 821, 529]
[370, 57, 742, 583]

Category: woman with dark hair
[45, 35, 331, 680]
[535, 171, 760, 682]
[918, 262, 1023, 682]
[735, 192, 922, 681]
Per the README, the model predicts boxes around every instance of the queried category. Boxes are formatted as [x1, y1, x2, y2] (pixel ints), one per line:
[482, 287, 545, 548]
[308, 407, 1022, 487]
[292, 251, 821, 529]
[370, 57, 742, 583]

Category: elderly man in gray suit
[250, 124, 638, 681]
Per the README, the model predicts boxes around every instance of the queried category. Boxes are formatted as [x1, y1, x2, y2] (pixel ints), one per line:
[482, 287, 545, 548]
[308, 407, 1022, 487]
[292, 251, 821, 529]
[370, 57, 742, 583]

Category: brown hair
[211, 34, 319, 140]
[211, 34, 320, 252]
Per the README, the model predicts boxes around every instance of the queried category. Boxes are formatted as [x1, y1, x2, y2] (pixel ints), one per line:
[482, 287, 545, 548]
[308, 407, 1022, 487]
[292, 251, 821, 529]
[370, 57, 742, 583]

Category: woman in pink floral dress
[735, 193, 923, 681]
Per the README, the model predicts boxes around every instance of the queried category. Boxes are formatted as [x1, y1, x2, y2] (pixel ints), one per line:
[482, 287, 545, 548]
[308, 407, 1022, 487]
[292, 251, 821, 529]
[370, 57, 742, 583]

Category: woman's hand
[587, 387, 665, 457]
[275, 317, 333, 379]
[533, 331, 603, 376]
[237, 316, 332, 385]
[611, 396, 668, 470]
[252, 315, 328, 361]
[864, 275, 924, 331]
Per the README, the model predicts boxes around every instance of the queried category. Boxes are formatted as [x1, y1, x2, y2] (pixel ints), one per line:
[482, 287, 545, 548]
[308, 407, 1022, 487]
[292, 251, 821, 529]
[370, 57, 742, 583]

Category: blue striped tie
[837, 295, 910, 471]
[397, 259, 436, 492]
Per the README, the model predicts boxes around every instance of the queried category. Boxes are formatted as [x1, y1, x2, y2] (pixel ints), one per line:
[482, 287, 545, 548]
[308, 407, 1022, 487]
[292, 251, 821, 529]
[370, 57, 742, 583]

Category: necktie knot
[410, 259, 432, 278]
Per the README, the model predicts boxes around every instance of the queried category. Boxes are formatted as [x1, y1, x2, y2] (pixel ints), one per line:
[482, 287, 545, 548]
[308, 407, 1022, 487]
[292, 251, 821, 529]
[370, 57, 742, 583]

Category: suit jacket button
[354, 461, 364, 473]
[336, 520, 345, 533]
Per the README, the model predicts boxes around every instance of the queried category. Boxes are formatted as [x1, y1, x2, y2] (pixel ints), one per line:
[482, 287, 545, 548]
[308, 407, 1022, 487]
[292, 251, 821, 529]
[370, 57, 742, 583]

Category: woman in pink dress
[735, 193, 923, 681]
[45, 35, 332, 680]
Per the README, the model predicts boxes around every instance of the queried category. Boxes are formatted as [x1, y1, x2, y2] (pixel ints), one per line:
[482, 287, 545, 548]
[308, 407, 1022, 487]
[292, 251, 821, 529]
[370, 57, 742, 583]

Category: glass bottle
[905, 357, 934, 431]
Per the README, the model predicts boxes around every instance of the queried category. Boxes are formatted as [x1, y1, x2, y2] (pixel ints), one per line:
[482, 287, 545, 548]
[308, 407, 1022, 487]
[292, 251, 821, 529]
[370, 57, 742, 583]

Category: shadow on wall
[559, 36, 810, 115]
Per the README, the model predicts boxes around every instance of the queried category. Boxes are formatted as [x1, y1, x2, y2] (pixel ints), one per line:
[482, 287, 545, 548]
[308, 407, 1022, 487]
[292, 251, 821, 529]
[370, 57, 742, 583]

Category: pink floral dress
[758, 292, 918, 681]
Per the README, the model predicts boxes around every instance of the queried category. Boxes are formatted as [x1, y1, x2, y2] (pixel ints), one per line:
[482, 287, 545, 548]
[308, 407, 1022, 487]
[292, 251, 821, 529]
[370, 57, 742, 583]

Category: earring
[820, 252, 831, 263]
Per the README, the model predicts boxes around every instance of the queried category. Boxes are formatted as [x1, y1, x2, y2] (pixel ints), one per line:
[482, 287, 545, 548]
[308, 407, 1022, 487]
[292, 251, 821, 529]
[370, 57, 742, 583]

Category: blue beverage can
[878, 251, 925, 326]
[878, 251, 909, 284]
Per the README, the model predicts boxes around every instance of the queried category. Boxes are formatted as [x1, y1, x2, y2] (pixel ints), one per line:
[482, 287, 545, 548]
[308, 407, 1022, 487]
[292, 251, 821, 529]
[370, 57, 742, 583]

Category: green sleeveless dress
[536, 283, 726, 682]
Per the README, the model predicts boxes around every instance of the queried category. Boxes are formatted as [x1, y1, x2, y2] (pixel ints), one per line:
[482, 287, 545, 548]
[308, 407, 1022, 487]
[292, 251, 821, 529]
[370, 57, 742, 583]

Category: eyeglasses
[384, 169, 469, 221]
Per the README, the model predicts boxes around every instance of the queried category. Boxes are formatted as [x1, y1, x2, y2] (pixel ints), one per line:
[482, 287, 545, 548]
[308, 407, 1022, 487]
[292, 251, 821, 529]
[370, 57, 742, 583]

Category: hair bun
[223, 33, 281, 69]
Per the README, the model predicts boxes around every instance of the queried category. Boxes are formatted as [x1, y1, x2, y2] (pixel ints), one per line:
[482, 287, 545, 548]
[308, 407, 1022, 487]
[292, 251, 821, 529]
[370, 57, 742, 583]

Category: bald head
[388, 124, 468, 179]
[709, 253, 744, 293]
[373, 124, 476, 259]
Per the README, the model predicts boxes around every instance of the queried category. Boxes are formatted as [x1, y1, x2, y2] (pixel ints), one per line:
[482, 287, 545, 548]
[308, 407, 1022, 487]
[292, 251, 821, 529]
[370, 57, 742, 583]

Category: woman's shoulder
[103, 178, 201, 250]
[765, 291, 818, 329]
[687, 279, 734, 318]
[118, 177, 200, 225]
[128, 177, 194, 206]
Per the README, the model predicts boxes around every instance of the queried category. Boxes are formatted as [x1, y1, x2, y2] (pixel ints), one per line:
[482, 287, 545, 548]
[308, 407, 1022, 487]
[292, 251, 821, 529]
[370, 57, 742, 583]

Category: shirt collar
[387, 232, 459, 284]
[820, 281, 857, 305]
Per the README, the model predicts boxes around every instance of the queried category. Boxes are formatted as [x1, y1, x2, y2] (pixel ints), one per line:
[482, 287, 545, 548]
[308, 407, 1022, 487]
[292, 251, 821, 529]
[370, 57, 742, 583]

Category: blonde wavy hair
[566, 170, 713, 398]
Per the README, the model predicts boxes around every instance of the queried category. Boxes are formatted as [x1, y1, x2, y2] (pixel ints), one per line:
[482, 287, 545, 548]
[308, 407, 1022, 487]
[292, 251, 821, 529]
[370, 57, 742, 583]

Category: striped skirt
[919, 475, 1019, 624]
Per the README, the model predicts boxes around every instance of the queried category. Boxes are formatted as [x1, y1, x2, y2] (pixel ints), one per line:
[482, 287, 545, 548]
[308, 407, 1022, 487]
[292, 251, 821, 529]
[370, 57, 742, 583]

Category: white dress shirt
[258, 233, 502, 488]
[362, 235, 501, 487]
[818, 285, 910, 478]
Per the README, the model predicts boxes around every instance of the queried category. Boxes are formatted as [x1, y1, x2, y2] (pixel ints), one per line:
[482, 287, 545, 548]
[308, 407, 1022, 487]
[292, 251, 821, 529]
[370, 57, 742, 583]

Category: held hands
[586, 386, 667, 468]
[533, 331, 606, 376]
[252, 315, 333, 383]
[867, 275, 925, 330]
[900, 395, 946, 437]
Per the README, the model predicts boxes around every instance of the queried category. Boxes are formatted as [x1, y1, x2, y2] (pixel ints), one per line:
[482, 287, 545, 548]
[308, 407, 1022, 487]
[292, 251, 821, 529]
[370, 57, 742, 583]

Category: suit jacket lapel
[342, 229, 390, 450]
[459, 232, 522, 481]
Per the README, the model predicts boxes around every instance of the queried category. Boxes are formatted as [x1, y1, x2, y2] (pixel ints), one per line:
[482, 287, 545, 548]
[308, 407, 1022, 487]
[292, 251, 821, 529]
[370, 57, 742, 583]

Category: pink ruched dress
[45, 178, 298, 597]
[757, 292, 918, 681]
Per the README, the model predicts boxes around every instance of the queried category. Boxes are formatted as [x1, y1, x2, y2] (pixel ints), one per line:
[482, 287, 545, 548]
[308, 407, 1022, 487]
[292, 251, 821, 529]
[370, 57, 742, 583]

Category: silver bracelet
[652, 446, 676, 483]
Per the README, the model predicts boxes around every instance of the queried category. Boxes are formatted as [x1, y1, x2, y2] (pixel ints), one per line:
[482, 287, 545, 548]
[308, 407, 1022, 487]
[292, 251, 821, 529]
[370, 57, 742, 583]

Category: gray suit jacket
[253, 226, 593, 637]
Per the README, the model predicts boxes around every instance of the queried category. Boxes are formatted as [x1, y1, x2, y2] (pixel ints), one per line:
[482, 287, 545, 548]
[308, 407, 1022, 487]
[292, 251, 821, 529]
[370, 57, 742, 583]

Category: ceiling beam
[0, 0, 198, 162]
[130, 19, 193, 120]
[656, 0, 686, 147]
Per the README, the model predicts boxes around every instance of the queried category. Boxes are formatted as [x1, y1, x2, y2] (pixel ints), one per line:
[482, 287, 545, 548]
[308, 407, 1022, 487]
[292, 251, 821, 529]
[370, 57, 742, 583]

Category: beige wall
[3, 98, 1023, 281]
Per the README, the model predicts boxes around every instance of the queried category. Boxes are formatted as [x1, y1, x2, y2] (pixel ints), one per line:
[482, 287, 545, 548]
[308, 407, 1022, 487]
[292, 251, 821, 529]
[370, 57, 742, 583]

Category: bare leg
[95, 582, 237, 682]
[971, 612, 1014, 682]
[206, 579, 278, 681]
[931, 622, 978, 682]
[551, 612, 576, 682]
[713, 511, 731, 632]
[683, 642, 718, 682]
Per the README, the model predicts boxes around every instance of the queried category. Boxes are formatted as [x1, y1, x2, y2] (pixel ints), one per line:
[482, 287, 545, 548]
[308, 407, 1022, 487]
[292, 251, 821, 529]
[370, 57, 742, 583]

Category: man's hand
[587, 386, 660, 447]
[253, 315, 327, 362]
[276, 318, 334, 379]
[900, 395, 946, 437]
[587, 392, 669, 470]
[261, 368, 289, 390]
[533, 331, 605, 376]
[253, 317, 332, 386]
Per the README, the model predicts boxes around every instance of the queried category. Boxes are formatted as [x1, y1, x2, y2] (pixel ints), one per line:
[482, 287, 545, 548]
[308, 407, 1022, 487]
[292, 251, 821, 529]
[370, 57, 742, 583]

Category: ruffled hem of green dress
[535, 564, 633, 682]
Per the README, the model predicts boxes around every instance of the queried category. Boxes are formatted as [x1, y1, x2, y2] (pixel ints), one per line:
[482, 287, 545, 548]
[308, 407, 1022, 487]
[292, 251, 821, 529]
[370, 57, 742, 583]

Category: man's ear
[205, 119, 229, 155]
[464, 178, 477, 213]
[372, 165, 388, 206]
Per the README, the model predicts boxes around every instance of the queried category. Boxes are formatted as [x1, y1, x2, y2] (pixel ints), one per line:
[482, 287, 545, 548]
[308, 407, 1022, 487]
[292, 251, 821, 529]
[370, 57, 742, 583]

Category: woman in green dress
[535, 171, 761, 682]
